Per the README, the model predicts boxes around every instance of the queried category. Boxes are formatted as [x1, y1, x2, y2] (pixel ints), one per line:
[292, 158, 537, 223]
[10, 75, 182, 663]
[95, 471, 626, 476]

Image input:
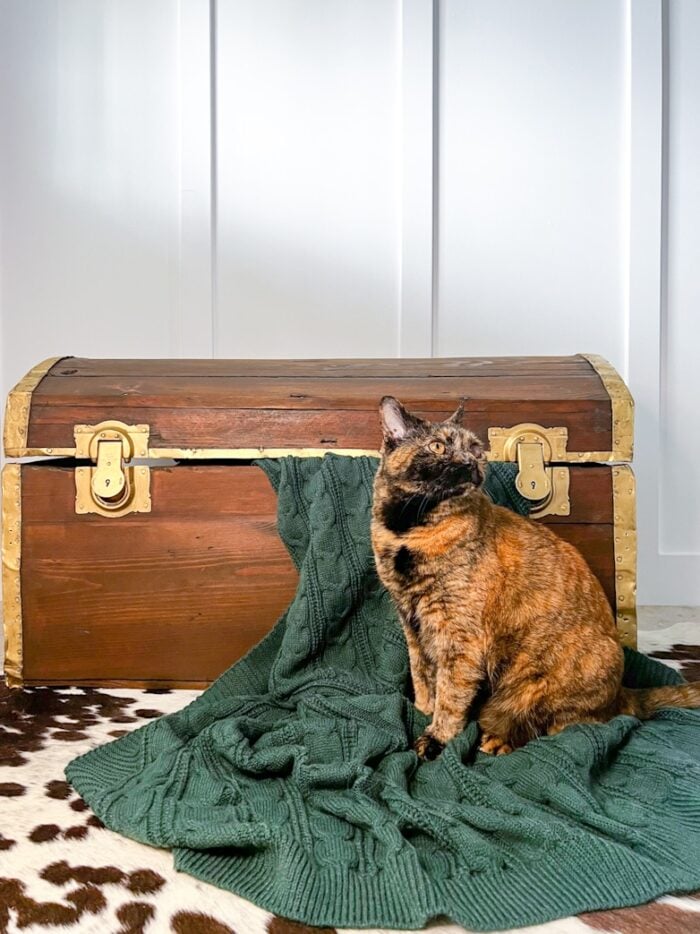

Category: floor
[638, 605, 700, 632]
[1, 606, 700, 933]
[637, 607, 700, 674]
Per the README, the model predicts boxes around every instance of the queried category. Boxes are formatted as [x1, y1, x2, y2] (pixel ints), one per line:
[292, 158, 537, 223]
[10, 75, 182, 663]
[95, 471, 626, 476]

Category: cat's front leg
[414, 651, 482, 760]
[401, 617, 435, 715]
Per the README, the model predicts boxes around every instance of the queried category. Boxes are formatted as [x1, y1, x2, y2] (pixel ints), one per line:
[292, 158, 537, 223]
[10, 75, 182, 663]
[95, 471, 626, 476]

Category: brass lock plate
[74, 421, 151, 518]
[488, 423, 570, 519]
[74, 421, 150, 460]
[487, 424, 568, 463]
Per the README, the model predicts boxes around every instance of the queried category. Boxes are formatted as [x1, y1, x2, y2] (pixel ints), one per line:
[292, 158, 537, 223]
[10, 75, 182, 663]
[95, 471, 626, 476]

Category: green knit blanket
[66, 456, 700, 931]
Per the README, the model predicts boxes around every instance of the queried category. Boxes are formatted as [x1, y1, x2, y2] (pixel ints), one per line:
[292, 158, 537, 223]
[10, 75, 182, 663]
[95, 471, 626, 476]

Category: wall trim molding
[626, 0, 698, 603]
[175, 0, 215, 358]
[398, 0, 436, 357]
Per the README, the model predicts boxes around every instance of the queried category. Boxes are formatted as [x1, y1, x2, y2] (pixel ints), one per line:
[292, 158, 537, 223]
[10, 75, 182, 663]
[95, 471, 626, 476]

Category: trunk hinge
[487, 424, 570, 519]
[74, 421, 151, 517]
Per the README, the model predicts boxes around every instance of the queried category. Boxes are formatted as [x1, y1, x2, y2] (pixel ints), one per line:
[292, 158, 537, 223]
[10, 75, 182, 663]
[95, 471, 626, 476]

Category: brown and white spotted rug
[2, 620, 700, 934]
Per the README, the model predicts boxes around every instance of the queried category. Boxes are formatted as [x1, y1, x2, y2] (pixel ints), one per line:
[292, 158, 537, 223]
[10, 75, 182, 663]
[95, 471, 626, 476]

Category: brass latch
[487, 424, 570, 519]
[515, 442, 551, 501]
[74, 421, 151, 517]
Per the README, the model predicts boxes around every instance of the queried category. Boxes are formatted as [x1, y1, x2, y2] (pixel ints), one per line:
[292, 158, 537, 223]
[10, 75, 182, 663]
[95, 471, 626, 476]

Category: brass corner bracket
[580, 354, 634, 463]
[1, 464, 23, 687]
[612, 464, 637, 649]
[3, 357, 67, 457]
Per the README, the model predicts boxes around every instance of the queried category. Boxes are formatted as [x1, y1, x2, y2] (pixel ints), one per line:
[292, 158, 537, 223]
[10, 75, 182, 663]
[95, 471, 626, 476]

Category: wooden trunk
[2, 354, 636, 688]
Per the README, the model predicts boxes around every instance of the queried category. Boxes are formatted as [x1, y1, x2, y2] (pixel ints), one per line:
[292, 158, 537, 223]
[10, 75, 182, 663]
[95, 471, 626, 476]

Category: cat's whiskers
[396, 490, 424, 521]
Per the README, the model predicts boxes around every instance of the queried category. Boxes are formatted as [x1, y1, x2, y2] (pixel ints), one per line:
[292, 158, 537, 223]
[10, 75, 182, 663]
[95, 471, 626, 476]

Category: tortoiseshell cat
[371, 396, 700, 760]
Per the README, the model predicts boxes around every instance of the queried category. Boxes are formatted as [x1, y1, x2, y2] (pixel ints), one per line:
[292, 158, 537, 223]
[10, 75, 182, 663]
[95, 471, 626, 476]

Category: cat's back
[486, 500, 612, 615]
[487, 501, 589, 571]
[489, 500, 585, 559]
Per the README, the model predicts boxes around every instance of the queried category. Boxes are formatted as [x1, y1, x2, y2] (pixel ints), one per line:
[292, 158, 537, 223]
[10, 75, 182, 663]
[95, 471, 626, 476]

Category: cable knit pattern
[66, 455, 700, 931]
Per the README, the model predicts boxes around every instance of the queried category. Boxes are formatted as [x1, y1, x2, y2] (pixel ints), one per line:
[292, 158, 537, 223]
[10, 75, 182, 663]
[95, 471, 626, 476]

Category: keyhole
[105, 478, 110, 487]
[530, 480, 536, 490]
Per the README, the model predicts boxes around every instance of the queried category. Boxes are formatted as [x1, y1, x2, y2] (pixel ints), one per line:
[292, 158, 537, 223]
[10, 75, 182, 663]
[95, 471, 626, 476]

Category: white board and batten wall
[0, 0, 698, 604]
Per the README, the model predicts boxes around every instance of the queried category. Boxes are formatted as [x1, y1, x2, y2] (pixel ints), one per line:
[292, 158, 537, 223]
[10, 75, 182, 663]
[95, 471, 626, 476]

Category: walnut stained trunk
[2, 354, 636, 688]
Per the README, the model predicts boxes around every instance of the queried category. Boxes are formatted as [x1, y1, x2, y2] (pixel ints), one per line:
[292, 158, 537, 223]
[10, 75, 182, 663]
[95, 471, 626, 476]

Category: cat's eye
[428, 440, 445, 455]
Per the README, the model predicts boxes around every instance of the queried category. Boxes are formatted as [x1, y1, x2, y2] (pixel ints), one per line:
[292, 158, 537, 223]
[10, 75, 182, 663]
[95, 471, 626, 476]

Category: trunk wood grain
[19, 463, 616, 686]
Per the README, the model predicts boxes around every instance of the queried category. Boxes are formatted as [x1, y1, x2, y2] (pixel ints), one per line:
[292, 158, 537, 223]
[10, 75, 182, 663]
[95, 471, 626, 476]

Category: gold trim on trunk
[3, 356, 66, 457]
[612, 464, 637, 648]
[3, 446, 383, 459]
[7, 446, 634, 462]
[1, 464, 23, 687]
[580, 354, 634, 463]
[5, 354, 633, 465]
[7, 448, 76, 458]
[147, 446, 382, 460]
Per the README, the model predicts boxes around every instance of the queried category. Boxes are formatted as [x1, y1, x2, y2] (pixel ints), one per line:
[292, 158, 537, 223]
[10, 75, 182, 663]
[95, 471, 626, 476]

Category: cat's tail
[617, 683, 700, 719]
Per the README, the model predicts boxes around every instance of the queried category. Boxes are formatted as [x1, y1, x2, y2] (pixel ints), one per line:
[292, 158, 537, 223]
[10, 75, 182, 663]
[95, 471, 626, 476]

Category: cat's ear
[379, 396, 419, 445]
[445, 400, 465, 425]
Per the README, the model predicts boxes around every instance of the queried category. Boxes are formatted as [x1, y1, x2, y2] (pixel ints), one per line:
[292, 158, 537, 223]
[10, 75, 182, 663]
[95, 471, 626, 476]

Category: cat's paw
[414, 732, 445, 760]
[479, 732, 513, 756]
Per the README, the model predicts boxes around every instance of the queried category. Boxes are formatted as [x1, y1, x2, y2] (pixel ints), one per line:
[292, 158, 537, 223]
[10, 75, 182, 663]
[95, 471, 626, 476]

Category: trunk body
[2, 354, 635, 687]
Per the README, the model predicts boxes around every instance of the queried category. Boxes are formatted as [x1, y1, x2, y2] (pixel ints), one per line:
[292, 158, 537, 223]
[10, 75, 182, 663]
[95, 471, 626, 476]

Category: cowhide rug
[2, 620, 700, 934]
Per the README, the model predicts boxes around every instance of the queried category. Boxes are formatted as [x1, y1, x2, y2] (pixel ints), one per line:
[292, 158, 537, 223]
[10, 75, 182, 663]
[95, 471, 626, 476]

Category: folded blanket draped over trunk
[66, 455, 700, 931]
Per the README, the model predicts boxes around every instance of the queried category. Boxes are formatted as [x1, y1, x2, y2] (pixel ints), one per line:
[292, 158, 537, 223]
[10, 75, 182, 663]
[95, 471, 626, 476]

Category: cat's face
[378, 396, 486, 493]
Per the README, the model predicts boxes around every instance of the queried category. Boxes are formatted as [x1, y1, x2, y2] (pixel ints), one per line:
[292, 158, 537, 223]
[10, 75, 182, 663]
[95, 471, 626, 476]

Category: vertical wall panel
[625, 0, 666, 606]
[214, 0, 402, 358]
[398, 0, 436, 357]
[0, 0, 184, 399]
[436, 0, 627, 366]
[660, 0, 700, 557]
[174, 0, 215, 358]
